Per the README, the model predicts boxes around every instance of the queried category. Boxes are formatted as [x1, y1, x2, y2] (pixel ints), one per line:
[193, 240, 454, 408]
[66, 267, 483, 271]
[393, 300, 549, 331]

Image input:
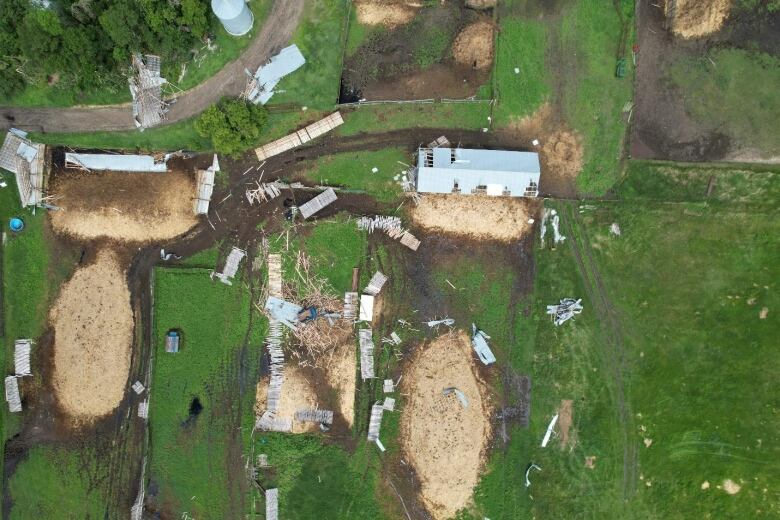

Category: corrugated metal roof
[248, 45, 305, 104]
[416, 147, 540, 197]
[65, 153, 168, 172]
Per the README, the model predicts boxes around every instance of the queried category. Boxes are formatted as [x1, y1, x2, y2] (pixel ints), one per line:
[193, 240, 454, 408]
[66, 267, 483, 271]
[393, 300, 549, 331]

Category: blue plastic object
[9, 217, 24, 232]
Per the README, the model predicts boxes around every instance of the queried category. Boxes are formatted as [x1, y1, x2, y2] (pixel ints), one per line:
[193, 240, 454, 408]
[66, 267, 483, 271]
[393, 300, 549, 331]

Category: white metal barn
[415, 147, 541, 197]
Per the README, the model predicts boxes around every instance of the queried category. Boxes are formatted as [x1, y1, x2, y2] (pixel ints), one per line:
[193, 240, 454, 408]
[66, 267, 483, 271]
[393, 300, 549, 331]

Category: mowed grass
[667, 48, 780, 155]
[270, 0, 348, 109]
[297, 148, 408, 204]
[494, 18, 551, 125]
[7, 446, 107, 519]
[150, 267, 254, 518]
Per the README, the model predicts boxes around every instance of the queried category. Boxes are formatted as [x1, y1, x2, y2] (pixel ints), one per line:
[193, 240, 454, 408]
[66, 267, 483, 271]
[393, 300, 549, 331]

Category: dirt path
[561, 202, 638, 499]
[0, 0, 304, 133]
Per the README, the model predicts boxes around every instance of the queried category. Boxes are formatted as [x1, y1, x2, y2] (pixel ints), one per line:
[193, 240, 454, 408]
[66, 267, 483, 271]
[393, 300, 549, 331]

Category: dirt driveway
[0, 0, 304, 133]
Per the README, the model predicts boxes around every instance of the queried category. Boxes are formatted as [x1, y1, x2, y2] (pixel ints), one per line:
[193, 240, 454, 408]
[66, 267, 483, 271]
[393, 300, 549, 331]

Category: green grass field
[150, 266, 259, 518]
[269, 0, 348, 109]
[7, 446, 108, 519]
[494, 18, 550, 125]
[296, 148, 408, 204]
[668, 48, 780, 155]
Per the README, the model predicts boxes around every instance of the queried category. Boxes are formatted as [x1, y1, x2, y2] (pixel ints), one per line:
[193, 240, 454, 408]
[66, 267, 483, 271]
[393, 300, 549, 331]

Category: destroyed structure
[211, 247, 246, 285]
[129, 54, 168, 130]
[0, 129, 46, 207]
[546, 298, 583, 326]
[415, 147, 541, 197]
[194, 154, 220, 214]
[243, 44, 305, 104]
[64, 152, 170, 173]
[299, 188, 338, 219]
[255, 112, 344, 161]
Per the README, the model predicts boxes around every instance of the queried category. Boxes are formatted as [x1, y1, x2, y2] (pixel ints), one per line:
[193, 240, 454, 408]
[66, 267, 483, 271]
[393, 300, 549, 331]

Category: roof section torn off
[244, 44, 306, 105]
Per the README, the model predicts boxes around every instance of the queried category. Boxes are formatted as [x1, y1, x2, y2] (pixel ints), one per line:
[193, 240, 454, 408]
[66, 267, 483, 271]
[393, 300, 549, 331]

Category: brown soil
[49, 168, 198, 243]
[668, 0, 731, 39]
[558, 399, 573, 449]
[452, 21, 495, 70]
[503, 103, 583, 197]
[410, 194, 535, 241]
[255, 365, 319, 434]
[399, 331, 492, 520]
[355, 1, 419, 28]
[50, 248, 133, 419]
[361, 64, 488, 101]
[324, 342, 357, 427]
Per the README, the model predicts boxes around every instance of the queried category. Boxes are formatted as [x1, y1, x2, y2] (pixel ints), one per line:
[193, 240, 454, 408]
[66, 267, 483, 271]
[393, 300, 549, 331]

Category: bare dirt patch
[667, 0, 731, 39]
[50, 248, 133, 420]
[255, 365, 319, 434]
[452, 21, 495, 70]
[355, 0, 419, 28]
[410, 194, 534, 242]
[49, 169, 198, 243]
[503, 103, 584, 197]
[324, 341, 357, 427]
[399, 331, 492, 520]
[558, 399, 574, 449]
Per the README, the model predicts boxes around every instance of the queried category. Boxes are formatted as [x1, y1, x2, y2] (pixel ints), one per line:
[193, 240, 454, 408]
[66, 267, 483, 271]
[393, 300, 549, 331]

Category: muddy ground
[341, 3, 494, 101]
[4, 124, 551, 518]
[631, 1, 780, 162]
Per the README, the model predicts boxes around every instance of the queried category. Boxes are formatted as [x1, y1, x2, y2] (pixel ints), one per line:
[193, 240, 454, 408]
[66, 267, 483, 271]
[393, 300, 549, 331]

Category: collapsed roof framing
[5, 376, 21, 413]
[295, 409, 334, 425]
[211, 247, 246, 285]
[298, 188, 337, 219]
[367, 403, 384, 441]
[364, 271, 388, 296]
[194, 154, 219, 215]
[359, 328, 375, 380]
[0, 129, 46, 207]
[129, 53, 168, 129]
[14, 340, 31, 377]
[243, 44, 306, 105]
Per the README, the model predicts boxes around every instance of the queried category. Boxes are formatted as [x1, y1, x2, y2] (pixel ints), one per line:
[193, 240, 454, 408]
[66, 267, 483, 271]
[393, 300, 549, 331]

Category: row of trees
[0, 0, 211, 97]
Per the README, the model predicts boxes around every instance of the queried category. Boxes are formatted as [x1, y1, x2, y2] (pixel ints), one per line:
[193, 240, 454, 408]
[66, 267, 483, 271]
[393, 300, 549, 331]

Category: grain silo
[211, 0, 254, 37]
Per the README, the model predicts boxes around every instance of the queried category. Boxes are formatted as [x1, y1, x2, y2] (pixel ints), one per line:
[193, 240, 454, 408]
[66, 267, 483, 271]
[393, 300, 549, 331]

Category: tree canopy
[0, 0, 210, 98]
[195, 98, 269, 156]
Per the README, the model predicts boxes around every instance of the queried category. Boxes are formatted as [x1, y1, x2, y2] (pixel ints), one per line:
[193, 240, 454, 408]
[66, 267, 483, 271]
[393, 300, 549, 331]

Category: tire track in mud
[560, 201, 638, 500]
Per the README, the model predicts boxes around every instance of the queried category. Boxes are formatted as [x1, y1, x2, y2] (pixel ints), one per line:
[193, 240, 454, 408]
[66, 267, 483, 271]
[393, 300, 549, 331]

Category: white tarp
[65, 153, 168, 172]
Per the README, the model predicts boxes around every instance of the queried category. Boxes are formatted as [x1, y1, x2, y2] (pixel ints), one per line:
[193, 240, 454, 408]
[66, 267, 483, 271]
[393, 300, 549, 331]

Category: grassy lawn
[559, 0, 634, 194]
[494, 18, 551, 125]
[150, 266, 257, 518]
[668, 49, 780, 155]
[7, 446, 107, 519]
[29, 117, 211, 152]
[338, 103, 492, 136]
[296, 148, 408, 204]
[269, 0, 348, 109]
[514, 164, 779, 518]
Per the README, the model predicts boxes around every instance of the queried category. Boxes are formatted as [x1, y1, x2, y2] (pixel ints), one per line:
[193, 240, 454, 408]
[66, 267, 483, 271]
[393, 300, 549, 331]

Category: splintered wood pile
[246, 181, 282, 206]
[357, 215, 421, 251]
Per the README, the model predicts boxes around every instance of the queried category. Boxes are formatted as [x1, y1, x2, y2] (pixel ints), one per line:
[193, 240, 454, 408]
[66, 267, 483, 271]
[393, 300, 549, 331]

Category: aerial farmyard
[0, 0, 778, 519]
